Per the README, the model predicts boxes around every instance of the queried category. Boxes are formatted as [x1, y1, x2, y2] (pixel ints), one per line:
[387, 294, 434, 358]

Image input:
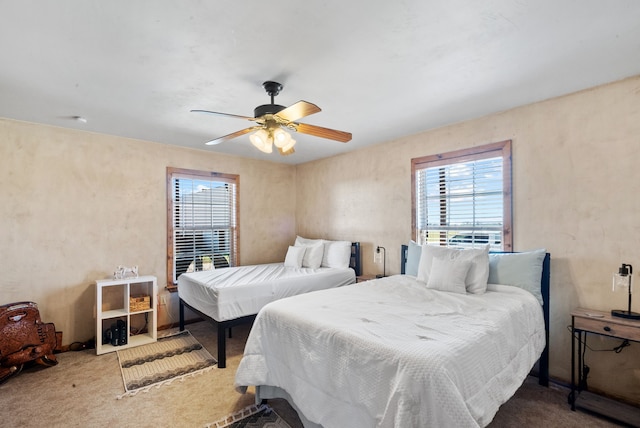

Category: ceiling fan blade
[205, 126, 259, 145]
[295, 123, 352, 143]
[191, 109, 256, 121]
[275, 101, 321, 122]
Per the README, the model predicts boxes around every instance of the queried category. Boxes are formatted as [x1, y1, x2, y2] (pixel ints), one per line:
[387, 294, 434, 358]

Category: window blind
[412, 141, 512, 250]
[170, 173, 237, 284]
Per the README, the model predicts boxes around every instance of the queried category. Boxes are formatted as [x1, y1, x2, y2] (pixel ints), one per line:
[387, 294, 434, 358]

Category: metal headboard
[350, 242, 362, 276]
[399, 244, 550, 387]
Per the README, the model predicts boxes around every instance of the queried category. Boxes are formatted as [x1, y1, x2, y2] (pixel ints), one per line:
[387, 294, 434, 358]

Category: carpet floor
[0, 320, 624, 427]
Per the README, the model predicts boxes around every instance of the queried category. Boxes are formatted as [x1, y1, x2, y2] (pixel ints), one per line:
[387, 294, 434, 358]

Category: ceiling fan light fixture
[272, 128, 291, 148]
[281, 136, 296, 152]
[250, 129, 272, 153]
[279, 146, 295, 156]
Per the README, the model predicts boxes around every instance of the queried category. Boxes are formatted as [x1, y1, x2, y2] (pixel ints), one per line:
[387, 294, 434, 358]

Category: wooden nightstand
[570, 308, 640, 424]
[356, 275, 377, 283]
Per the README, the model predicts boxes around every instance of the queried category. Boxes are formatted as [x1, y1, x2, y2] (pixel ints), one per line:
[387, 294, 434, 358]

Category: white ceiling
[2, 1, 640, 165]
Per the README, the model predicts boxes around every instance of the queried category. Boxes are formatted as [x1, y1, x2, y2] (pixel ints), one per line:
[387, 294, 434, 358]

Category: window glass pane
[413, 142, 511, 250]
[168, 170, 238, 284]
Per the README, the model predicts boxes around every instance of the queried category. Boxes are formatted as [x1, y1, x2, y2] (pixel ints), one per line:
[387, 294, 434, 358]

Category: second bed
[178, 240, 360, 367]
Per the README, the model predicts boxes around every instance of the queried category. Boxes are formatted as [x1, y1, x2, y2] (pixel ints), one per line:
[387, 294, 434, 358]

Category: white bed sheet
[235, 275, 545, 428]
[177, 263, 355, 322]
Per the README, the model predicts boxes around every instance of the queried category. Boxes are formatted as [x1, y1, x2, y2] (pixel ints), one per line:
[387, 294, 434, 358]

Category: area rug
[206, 404, 292, 428]
[116, 330, 217, 398]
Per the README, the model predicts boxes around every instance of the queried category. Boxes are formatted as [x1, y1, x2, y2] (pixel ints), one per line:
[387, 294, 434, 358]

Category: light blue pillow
[488, 249, 546, 305]
[405, 241, 422, 276]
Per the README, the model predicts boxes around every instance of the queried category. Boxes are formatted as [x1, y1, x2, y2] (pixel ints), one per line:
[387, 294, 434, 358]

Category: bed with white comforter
[178, 263, 355, 322]
[235, 274, 546, 427]
[178, 237, 359, 368]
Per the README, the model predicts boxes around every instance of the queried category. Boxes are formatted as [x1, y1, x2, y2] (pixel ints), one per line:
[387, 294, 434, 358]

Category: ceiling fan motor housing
[254, 104, 286, 117]
[263, 81, 282, 96]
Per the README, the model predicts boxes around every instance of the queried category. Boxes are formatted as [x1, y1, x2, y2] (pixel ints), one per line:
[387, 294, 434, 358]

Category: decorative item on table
[611, 263, 640, 320]
[114, 265, 138, 279]
[129, 295, 151, 312]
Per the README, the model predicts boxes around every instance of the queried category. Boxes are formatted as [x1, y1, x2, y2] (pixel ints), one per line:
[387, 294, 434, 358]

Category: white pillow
[488, 249, 546, 305]
[322, 240, 352, 268]
[298, 241, 324, 269]
[417, 244, 490, 294]
[426, 256, 471, 294]
[284, 246, 306, 268]
[295, 235, 323, 247]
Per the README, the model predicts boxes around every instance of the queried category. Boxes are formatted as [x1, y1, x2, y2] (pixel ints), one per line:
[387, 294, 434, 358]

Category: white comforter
[178, 263, 355, 321]
[235, 275, 545, 428]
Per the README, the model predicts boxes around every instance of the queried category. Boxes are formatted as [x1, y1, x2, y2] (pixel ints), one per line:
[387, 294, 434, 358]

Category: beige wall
[296, 75, 640, 404]
[0, 120, 296, 346]
[2, 74, 639, 405]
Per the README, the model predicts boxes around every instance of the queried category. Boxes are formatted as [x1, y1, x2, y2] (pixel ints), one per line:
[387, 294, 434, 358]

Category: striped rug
[206, 404, 292, 428]
[116, 330, 217, 398]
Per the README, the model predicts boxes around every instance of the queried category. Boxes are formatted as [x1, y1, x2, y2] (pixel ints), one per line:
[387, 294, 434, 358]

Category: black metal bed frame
[179, 241, 362, 368]
[179, 300, 255, 368]
[400, 244, 551, 387]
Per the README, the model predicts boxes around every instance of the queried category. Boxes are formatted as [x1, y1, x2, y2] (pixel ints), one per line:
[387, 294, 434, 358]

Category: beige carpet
[0, 320, 622, 427]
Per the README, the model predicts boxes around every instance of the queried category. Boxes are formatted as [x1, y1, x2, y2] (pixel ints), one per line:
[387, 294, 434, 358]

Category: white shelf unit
[95, 275, 157, 355]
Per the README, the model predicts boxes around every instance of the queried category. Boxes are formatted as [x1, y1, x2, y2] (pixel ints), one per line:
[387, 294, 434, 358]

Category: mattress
[177, 263, 355, 322]
[235, 275, 545, 428]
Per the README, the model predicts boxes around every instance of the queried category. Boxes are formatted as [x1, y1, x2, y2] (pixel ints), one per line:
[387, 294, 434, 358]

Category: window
[166, 167, 239, 288]
[411, 140, 512, 251]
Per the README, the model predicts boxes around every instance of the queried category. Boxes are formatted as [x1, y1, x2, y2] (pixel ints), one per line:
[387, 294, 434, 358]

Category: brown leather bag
[0, 301, 58, 383]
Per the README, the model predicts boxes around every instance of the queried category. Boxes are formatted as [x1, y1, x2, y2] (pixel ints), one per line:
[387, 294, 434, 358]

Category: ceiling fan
[191, 81, 352, 156]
